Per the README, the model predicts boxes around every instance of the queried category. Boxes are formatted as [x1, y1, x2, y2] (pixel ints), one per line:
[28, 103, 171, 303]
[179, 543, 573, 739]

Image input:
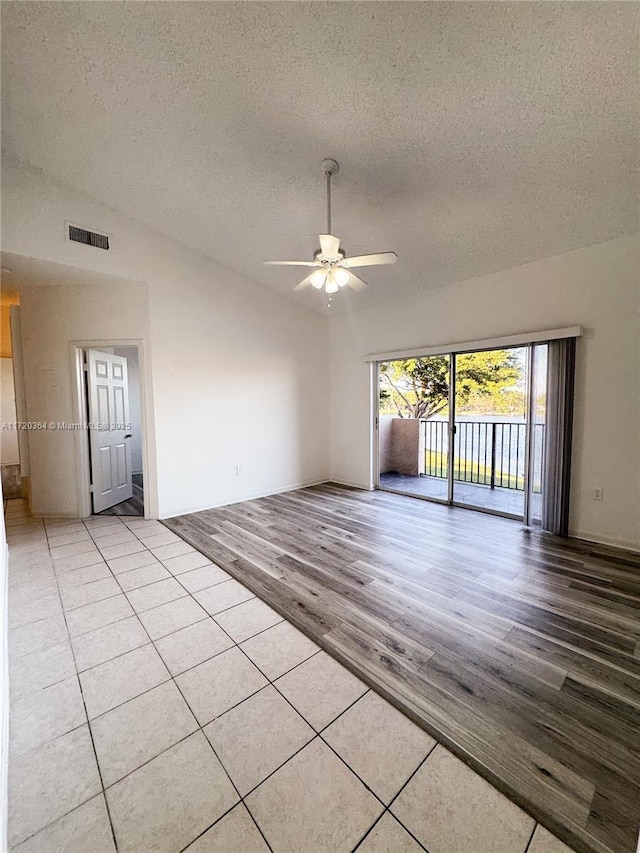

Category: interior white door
[87, 349, 133, 513]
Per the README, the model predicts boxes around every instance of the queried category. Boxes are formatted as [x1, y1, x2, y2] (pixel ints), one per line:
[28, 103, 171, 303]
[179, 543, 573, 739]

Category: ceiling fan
[263, 159, 397, 297]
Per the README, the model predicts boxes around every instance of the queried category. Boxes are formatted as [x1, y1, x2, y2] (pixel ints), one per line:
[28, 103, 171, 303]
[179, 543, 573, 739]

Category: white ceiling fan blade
[293, 272, 317, 291]
[342, 251, 397, 268]
[319, 234, 340, 258]
[346, 271, 368, 291]
[263, 260, 319, 266]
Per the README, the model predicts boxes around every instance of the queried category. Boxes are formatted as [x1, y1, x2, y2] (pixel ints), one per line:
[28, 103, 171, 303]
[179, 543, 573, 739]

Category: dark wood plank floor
[164, 484, 640, 853]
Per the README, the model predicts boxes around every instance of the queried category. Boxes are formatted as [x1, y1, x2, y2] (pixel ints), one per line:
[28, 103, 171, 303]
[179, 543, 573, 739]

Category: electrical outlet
[594, 488, 604, 501]
[235, 465, 242, 476]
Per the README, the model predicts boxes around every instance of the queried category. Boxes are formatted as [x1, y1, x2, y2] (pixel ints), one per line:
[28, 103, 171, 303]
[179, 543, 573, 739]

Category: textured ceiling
[1, 2, 638, 314]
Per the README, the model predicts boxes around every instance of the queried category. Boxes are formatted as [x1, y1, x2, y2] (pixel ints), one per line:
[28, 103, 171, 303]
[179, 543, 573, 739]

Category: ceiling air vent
[67, 223, 110, 250]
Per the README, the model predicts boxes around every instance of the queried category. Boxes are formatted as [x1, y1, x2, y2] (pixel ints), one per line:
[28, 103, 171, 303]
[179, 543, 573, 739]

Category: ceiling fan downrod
[321, 159, 338, 237]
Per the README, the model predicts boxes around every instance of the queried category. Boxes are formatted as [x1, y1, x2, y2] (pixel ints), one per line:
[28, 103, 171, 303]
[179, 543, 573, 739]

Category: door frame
[70, 338, 157, 519]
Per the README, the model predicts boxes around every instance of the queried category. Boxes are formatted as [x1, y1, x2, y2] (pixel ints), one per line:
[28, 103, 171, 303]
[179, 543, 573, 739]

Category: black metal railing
[422, 420, 544, 492]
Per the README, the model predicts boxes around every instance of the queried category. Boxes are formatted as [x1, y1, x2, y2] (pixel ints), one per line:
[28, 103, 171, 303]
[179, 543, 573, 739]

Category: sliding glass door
[451, 346, 529, 517]
[376, 333, 576, 530]
[523, 343, 548, 527]
[378, 355, 451, 502]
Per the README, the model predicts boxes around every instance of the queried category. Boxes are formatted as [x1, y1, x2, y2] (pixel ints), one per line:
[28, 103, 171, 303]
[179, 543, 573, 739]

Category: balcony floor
[379, 472, 525, 516]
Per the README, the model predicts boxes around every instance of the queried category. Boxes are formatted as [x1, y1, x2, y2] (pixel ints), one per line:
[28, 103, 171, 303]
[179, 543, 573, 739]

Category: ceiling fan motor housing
[314, 247, 345, 262]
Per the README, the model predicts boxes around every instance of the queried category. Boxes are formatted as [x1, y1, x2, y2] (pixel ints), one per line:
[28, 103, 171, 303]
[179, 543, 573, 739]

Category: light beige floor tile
[213, 597, 283, 643]
[6, 518, 43, 531]
[66, 594, 134, 638]
[85, 516, 125, 530]
[9, 583, 56, 614]
[205, 685, 313, 795]
[107, 549, 160, 574]
[184, 804, 269, 853]
[9, 561, 54, 584]
[7, 535, 48, 551]
[246, 738, 383, 853]
[126, 577, 187, 613]
[72, 615, 149, 672]
[57, 562, 112, 589]
[91, 680, 198, 786]
[194, 579, 255, 616]
[46, 530, 92, 548]
[85, 520, 125, 535]
[10, 576, 58, 601]
[155, 617, 234, 676]
[324, 691, 436, 803]
[9, 640, 76, 696]
[11, 794, 115, 853]
[179, 564, 231, 593]
[60, 576, 121, 611]
[357, 813, 424, 852]
[90, 529, 138, 547]
[9, 613, 68, 657]
[176, 646, 267, 725]
[99, 540, 147, 561]
[9, 574, 56, 595]
[161, 551, 214, 575]
[117, 562, 171, 591]
[151, 541, 196, 561]
[9, 555, 54, 574]
[10, 675, 86, 758]
[138, 595, 208, 640]
[528, 825, 576, 853]
[391, 745, 535, 853]
[121, 519, 166, 534]
[80, 643, 170, 719]
[9, 527, 45, 541]
[240, 620, 319, 680]
[8, 592, 62, 629]
[50, 540, 99, 559]
[8, 725, 101, 847]
[7, 527, 46, 545]
[275, 651, 367, 731]
[53, 550, 106, 572]
[136, 531, 182, 548]
[106, 731, 238, 853]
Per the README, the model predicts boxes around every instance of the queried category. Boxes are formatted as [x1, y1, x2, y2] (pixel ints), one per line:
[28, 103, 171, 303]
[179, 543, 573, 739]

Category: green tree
[379, 350, 521, 419]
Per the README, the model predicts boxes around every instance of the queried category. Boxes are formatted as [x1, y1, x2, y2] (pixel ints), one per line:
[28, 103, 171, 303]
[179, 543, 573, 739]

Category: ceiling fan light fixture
[333, 267, 350, 288]
[310, 269, 327, 289]
[325, 272, 339, 294]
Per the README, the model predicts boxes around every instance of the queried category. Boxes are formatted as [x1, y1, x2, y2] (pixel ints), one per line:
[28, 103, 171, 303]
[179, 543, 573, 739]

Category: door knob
[124, 434, 132, 439]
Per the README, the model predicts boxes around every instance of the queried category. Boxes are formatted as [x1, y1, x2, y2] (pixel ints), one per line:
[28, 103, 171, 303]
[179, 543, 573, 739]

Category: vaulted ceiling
[2, 2, 638, 313]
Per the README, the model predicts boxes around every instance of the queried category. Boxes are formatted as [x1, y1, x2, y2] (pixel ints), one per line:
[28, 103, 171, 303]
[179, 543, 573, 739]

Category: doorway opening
[79, 345, 145, 517]
[377, 342, 550, 523]
[0, 297, 28, 501]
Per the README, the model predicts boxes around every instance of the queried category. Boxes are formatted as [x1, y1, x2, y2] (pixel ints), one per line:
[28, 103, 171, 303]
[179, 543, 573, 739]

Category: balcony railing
[422, 420, 544, 492]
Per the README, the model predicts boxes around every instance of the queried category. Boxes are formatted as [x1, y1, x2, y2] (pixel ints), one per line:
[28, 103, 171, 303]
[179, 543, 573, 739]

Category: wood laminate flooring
[164, 483, 640, 853]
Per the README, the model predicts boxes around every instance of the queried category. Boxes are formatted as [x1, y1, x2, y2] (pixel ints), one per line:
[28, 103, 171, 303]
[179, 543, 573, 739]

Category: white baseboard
[158, 477, 331, 520]
[569, 528, 640, 555]
[328, 479, 374, 491]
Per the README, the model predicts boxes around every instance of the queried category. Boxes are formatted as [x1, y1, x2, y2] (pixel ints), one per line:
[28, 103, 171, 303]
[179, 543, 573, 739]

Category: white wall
[2, 155, 329, 518]
[0, 359, 19, 464]
[329, 235, 640, 550]
[19, 282, 152, 517]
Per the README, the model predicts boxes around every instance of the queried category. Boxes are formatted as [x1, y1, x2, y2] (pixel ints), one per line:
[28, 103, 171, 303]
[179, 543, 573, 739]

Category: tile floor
[4, 497, 576, 853]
